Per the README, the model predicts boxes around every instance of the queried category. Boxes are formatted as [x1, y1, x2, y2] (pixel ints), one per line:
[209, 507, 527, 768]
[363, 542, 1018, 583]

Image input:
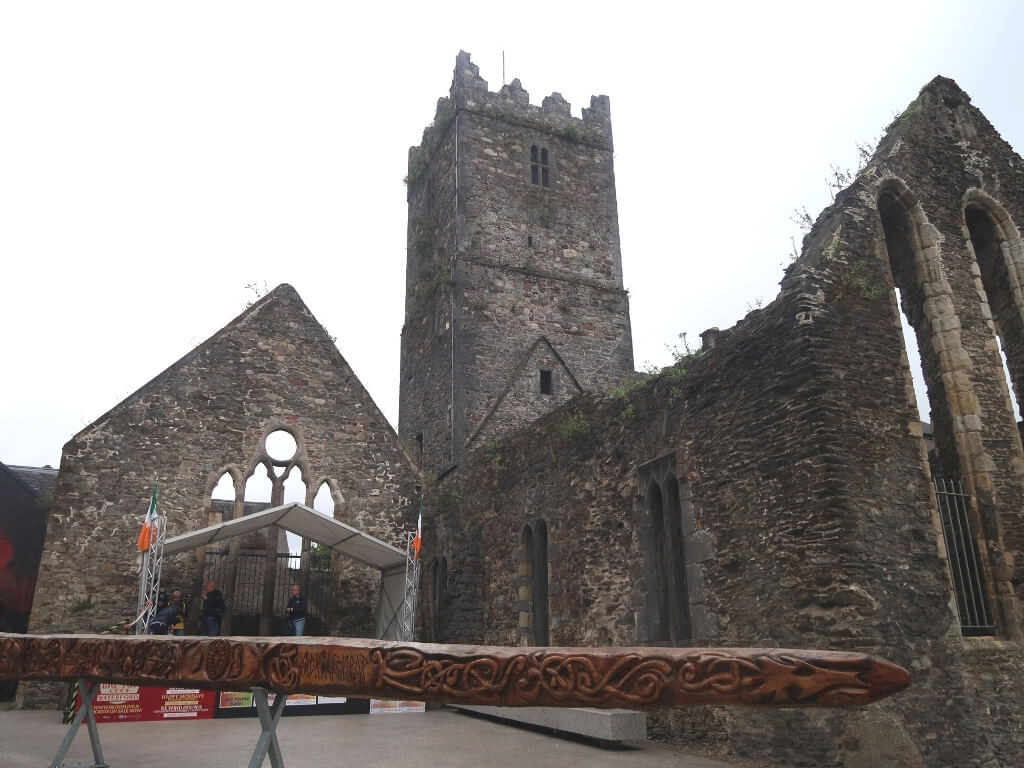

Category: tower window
[530, 145, 550, 188]
[539, 369, 553, 395]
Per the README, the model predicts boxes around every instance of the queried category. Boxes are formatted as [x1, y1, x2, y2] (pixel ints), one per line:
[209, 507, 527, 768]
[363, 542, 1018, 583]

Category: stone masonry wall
[467, 338, 583, 451]
[400, 52, 633, 477]
[26, 285, 421, 706]
[400, 99, 459, 474]
[426, 78, 1024, 767]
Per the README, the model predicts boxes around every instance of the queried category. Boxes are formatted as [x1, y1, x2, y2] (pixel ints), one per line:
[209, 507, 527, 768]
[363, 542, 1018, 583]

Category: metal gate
[203, 550, 333, 632]
[933, 478, 994, 636]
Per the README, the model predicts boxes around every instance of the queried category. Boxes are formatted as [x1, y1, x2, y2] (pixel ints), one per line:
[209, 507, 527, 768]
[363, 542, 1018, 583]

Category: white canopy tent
[162, 502, 410, 640]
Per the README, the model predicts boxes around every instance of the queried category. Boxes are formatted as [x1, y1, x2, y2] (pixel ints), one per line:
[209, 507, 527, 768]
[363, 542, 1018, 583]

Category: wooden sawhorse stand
[49, 682, 290, 768]
[50, 680, 108, 768]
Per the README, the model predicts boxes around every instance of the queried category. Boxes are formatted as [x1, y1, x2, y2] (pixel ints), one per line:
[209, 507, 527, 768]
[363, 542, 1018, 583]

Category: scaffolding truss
[135, 515, 167, 634]
[397, 531, 421, 642]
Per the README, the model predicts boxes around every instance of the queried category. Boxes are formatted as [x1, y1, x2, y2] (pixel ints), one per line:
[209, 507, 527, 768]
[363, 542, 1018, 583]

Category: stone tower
[400, 52, 634, 475]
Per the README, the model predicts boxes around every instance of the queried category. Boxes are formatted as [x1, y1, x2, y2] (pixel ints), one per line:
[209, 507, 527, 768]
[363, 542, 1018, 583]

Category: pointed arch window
[519, 519, 549, 645]
[211, 472, 236, 524]
[964, 197, 1024, 423]
[640, 458, 692, 645]
[876, 183, 1012, 638]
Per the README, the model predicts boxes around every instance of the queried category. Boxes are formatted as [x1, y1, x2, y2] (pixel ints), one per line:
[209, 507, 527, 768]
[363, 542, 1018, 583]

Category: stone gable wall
[466, 339, 583, 451]
[26, 286, 420, 705]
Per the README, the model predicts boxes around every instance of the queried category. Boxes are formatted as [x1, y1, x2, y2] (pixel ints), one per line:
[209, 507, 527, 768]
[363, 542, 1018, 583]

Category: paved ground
[0, 707, 758, 768]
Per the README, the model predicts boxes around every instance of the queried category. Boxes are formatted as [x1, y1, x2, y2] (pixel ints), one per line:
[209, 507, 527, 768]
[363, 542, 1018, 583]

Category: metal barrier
[933, 477, 994, 636]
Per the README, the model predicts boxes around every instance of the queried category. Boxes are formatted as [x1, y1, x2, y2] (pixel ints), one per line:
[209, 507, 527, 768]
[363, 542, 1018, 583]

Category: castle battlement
[450, 51, 611, 148]
[409, 51, 611, 178]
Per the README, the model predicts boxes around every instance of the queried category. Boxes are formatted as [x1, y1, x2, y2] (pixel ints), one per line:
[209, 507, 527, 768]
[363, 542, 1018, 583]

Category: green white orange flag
[413, 499, 422, 559]
[136, 486, 158, 552]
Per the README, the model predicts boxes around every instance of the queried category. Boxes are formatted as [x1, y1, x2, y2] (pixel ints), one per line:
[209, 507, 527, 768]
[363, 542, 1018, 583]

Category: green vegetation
[405, 99, 457, 187]
[310, 542, 332, 570]
[410, 261, 452, 314]
[556, 123, 583, 143]
[69, 596, 93, 614]
[611, 373, 646, 400]
[557, 412, 589, 442]
[482, 440, 505, 469]
[824, 227, 885, 302]
[645, 334, 702, 398]
[841, 258, 887, 301]
[410, 214, 437, 254]
[886, 94, 922, 133]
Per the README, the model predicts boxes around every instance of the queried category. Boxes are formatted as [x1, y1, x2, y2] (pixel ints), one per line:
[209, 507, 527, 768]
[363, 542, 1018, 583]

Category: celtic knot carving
[0, 634, 907, 709]
[372, 647, 878, 707]
[262, 643, 300, 689]
[374, 649, 675, 705]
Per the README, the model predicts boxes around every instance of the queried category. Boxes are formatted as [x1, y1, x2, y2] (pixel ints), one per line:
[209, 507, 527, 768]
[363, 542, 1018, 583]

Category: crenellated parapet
[409, 51, 612, 185]
[450, 51, 612, 149]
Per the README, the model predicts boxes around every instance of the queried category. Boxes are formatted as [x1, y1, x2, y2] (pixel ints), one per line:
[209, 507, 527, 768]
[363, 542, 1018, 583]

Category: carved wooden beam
[0, 633, 909, 709]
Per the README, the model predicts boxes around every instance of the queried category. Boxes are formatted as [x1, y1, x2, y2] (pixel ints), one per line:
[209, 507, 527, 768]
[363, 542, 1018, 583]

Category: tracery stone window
[201, 425, 349, 635]
[530, 144, 550, 188]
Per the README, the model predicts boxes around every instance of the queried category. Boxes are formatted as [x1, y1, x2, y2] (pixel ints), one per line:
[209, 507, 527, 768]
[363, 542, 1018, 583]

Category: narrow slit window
[530, 144, 550, 188]
[540, 369, 553, 395]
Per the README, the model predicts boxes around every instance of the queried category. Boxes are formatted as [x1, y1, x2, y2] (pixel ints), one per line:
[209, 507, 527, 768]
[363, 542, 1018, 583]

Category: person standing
[199, 580, 226, 636]
[149, 591, 176, 635]
[285, 584, 307, 636]
[169, 589, 187, 636]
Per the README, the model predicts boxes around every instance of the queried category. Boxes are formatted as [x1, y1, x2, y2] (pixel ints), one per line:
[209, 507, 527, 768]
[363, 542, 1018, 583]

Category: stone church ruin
[10, 52, 1024, 767]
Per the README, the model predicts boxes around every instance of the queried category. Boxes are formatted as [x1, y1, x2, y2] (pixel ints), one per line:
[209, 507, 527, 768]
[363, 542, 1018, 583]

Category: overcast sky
[3, 2, 1023, 469]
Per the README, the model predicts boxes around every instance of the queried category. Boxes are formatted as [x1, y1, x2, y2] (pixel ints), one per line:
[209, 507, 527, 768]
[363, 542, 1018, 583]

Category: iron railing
[933, 478, 994, 636]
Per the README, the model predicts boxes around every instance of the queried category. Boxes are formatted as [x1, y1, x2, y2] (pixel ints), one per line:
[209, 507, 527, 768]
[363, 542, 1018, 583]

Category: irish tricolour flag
[136, 486, 158, 552]
[413, 499, 422, 560]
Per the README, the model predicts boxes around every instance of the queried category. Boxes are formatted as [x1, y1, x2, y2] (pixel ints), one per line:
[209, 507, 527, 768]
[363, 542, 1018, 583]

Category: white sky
[3, 2, 1023, 469]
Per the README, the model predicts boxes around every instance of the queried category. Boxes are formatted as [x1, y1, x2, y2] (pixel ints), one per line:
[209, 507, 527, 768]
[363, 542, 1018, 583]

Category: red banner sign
[77, 684, 215, 722]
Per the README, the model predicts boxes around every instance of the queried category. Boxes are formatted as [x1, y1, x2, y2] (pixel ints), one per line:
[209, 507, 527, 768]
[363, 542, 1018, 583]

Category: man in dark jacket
[285, 584, 307, 636]
[199, 580, 226, 636]
[149, 592, 179, 635]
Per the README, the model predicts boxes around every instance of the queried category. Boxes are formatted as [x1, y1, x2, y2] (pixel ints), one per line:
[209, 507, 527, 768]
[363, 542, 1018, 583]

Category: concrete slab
[455, 704, 647, 743]
[0, 708, 769, 768]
